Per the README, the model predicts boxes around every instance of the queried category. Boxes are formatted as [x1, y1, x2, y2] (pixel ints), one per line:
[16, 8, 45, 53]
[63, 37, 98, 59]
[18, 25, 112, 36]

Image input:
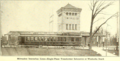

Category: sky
[1, 0, 119, 36]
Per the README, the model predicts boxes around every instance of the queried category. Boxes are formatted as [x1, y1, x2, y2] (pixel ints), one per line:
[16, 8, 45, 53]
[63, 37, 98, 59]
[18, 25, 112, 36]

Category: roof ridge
[63, 3, 77, 8]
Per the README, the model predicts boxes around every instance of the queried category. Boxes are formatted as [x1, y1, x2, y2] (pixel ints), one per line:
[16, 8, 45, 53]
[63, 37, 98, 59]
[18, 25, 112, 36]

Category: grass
[1, 47, 101, 56]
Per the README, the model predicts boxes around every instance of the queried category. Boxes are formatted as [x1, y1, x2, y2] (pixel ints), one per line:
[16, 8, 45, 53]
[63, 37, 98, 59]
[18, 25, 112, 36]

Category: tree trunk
[89, 36, 92, 50]
[89, 16, 94, 50]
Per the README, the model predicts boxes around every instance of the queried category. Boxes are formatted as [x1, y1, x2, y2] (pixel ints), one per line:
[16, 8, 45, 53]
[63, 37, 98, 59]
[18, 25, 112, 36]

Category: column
[102, 37, 105, 48]
[74, 37, 76, 42]
[116, 37, 119, 51]
[25, 37, 27, 42]
[85, 37, 86, 47]
[97, 36, 99, 47]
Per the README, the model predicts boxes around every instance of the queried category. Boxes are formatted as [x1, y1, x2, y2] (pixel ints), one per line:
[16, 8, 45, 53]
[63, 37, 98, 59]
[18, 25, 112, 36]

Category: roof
[7, 31, 105, 37]
[63, 3, 77, 8]
[57, 4, 82, 14]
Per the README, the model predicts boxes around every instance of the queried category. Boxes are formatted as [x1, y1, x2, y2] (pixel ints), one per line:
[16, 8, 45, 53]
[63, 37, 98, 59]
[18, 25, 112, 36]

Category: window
[66, 24, 68, 30]
[45, 37, 47, 41]
[27, 37, 30, 41]
[75, 13, 77, 16]
[69, 24, 71, 30]
[69, 13, 71, 15]
[31, 37, 34, 41]
[35, 37, 38, 40]
[72, 13, 74, 16]
[72, 24, 74, 30]
[66, 12, 68, 15]
[41, 37, 44, 41]
[75, 24, 77, 30]
[39, 37, 41, 41]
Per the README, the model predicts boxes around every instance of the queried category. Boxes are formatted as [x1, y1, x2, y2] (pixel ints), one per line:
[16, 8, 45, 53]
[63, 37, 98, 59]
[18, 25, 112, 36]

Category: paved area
[92, 47, 117, 56]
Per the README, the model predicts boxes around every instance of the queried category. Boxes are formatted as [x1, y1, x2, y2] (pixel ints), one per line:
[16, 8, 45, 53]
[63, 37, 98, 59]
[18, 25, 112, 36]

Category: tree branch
[93, 1, 105, 16]
[88, 4, 92, 10]
[94, 2, 113, 18]
[93, 17, 105, 24]
[92, 12, 117, 37]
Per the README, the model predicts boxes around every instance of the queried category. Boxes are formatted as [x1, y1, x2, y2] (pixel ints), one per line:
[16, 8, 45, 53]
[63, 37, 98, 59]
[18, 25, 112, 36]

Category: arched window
[69, 24, 71, 30]
[75, 24, 77, 30]
[66, 24, 68, 30]
[72, 24, 74, 30]
[72, 13, 74, 16]
[66, 12, 68, 15]
[75, 13, 77, 16]
[69, 13, 71, 15]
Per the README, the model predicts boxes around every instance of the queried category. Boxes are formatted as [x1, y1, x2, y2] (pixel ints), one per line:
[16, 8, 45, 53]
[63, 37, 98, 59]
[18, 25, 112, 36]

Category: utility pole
[0, 1, 2, 55]
[116, 12, 119, 51]
[49, 9, 54, 33]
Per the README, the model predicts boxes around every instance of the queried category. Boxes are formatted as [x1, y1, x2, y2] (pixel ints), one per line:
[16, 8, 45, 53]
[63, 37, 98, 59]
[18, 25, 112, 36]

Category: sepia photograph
[0, 0, 119, 57]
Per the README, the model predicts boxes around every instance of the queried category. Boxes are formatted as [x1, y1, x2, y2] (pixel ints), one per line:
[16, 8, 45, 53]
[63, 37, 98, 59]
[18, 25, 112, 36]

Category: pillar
[97, 36, 99, 47]
[116, 37, 119, 51]
[85, 37, 86, 47]
[25, 36, 26, 42]
[74, 37, 76, 42]
[102, 37, 105, 47]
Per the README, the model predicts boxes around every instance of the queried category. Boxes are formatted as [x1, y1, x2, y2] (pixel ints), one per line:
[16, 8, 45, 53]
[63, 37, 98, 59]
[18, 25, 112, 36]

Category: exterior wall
[1, 36, 8, 45]
[58, 12, 63, 32]
[58, 9, 81, 33]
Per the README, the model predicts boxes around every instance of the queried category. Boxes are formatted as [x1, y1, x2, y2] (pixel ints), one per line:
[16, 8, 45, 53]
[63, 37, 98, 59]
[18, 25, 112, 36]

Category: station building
[2, 4, 105, 46]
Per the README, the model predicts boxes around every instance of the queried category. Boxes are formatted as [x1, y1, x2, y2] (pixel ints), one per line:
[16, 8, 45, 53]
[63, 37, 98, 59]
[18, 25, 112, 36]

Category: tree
[88, 0, 118, 50]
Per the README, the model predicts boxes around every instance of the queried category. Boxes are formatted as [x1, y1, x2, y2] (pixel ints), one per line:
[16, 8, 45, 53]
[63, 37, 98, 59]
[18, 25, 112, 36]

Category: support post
[85, 37, 86, 47]
[103, 37, 105, 49]
[97, 36, 99, 47]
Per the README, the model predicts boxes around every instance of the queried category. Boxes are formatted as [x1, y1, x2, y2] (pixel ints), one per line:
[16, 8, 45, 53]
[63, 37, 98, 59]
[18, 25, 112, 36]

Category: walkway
[92, 47, 117, 56]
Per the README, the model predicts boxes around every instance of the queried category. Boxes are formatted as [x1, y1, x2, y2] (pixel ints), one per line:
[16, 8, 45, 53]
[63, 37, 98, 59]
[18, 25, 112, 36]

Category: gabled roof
[57, 3, 82, 14]
[63, 3, 77, 8]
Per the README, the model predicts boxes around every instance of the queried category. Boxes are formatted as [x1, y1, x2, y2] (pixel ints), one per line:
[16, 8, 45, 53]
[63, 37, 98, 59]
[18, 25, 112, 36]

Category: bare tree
[88, 0, 118, 50]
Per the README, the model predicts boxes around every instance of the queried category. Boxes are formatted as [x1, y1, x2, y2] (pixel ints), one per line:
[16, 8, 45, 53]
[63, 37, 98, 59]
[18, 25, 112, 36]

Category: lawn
[1, 47, 101, 56]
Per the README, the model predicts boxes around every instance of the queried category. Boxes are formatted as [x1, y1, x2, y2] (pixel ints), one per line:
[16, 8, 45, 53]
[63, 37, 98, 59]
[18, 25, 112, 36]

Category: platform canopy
[81, 32, 106, 37]
[7, 31, 105, 37]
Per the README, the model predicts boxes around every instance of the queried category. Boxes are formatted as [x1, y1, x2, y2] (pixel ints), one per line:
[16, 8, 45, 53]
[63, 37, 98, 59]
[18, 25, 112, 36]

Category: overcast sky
[1, 0, 119, 36]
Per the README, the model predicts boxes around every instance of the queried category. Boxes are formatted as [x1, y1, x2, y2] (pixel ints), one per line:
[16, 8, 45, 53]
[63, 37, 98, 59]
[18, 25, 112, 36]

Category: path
[92, 47, 117, 56]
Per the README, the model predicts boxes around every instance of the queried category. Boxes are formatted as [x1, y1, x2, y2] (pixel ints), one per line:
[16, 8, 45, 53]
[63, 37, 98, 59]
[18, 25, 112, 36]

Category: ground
[107, 50, 119, 56]
[1, 46, 101, 56]
[103, 47, 119, 56]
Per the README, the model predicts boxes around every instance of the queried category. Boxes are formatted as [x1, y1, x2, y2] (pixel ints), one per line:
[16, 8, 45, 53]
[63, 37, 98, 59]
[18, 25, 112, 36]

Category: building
[57, 3, 82, 32]
[1, 4, 105, 46]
